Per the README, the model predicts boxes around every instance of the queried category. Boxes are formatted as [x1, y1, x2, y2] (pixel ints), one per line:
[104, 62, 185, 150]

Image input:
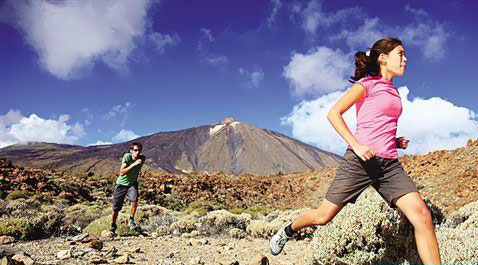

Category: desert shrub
[5, 190, 33, 201]
[136, 204, 173, 220]
[169, 215, 198, 234]
[185, 200, 226, 216]
[435, 201, 478, 264]
[30, 193, 54, 204]
[0, 199, 7, 216]
[5, 200, 41, 217]
[0, 208, 63, 239]
[310, 188, 444, 265]
[63, 203, 104, 230]
[84, 205, 165, 237]
[229, 206, 273, 218]
[85, 213, 141, 237]
[0, 218, 33, 239]
[246, 209, 308, 239]
[436, 227, 478, 264]
[443, 201, 478, 229]
[155, 194, 185, 211]
[33, 209, 64, 237]
[138, 206, 178, 233]
[229, 227, 247, 239]
[196, 210, 251, 236]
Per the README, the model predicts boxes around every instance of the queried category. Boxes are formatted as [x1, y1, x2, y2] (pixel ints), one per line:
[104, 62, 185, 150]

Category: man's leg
[395, 192, 441, 265]
[111, 184, 127, 233]
[111, 210, 119, 225]
[127, 185, 139, 229]
[130, 201, 138, 219]
[110, 210, 119, 233]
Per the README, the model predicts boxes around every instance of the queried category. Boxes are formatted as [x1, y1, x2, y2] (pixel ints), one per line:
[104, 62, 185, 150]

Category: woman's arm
[327, 83, 375, 161]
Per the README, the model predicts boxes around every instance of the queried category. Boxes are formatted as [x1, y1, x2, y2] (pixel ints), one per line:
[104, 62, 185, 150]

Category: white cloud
[206, 55, 229, 66]
[266, 0, 282, 27]
[88, 140, 113, 146]
[238, 67, 265, 88]
[281, 90, 355, 154]
[71, 122, 85, 137]
[200, 28, 214, 43]
[283, 46, 352, 97]
[282, 86, 478, 155]
[330, 18, 386, 49]
[0, 109, 23, 126]
[0, 111, 85, 148]
[0, 110, 24, 148]
[81, 107, 93, 126]
[103, 102, 135, 126]
[291, 0, 362, 35]
[149, 32, 181, 54]
[329, 5, 450, 61]
[112, 129, 139, 143]
[400, 5, 449, 61]
[397, 87, 478, 155]
[6, 0, 153, 79]
[197, 28, 229, 67]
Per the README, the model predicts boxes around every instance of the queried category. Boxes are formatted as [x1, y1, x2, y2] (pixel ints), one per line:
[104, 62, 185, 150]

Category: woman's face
[382, 45, 407, 77]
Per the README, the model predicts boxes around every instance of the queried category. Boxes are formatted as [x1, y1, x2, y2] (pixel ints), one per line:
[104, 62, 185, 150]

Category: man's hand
[132, 159, 142, 167]
[396, 136, 409, 149]
[352, 143, 375, 161]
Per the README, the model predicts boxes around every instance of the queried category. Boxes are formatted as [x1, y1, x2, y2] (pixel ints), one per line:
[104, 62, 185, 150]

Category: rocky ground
[1, 139, 478, 264]
[5, 235, 313, 265]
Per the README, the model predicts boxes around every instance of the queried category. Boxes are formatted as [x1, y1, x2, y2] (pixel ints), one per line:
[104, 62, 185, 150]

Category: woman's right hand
[352, 143, 375, 161]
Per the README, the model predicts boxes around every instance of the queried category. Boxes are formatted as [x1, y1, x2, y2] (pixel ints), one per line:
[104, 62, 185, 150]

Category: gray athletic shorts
[325, 150, 418, 208]
[112, 184, 139, 212]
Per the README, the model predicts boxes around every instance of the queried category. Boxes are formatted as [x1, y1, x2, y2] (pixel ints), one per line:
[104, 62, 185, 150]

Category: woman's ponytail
[350, 51, 371, 82]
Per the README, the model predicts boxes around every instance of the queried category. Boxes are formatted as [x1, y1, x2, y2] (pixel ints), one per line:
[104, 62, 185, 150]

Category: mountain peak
[210, 118, 241, 135]
[218, 117, 236, 125]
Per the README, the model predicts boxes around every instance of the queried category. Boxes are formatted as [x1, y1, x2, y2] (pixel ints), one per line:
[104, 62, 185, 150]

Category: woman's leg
[270, 198, 343, 255]
[394, 192, 441, 265]
[291, 198, 343, 231]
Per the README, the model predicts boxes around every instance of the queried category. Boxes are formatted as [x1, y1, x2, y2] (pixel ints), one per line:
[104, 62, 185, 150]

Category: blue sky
[1, 0, 477, 155]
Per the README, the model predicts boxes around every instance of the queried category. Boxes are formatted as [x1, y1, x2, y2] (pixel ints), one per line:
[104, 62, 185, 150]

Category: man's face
[131, 146, 142, 159]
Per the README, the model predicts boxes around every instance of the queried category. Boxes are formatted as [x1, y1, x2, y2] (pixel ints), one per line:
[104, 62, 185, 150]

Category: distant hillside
[0, 118, 341, 176]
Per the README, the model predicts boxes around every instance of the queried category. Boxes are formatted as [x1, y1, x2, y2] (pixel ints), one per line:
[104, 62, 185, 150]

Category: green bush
[63, 203, 104, 229]
[0, 218, 34, 239]
[84, 205, 164, 237]
[155, 194, 185, 211]
[85, 213, 141, 237]
[185, 200, 226, 216]
[5, 190, 33, 201]
[0, 209, 63, 240]
[31, 193, 54, 204]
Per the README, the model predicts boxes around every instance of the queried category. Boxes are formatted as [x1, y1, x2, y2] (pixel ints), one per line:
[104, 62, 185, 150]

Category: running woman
[269, 38, 441, 264]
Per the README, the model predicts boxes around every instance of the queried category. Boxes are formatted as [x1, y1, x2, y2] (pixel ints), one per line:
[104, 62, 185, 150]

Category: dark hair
[130, 142, 142, 150]
[350, 37, 403, 82]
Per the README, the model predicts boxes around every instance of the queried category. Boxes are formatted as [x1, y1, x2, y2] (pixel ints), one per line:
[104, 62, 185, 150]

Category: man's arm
[119, 159, 142, 176]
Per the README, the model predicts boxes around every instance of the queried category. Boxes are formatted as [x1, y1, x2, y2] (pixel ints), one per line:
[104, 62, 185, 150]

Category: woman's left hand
[396, 136, 409, 149]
